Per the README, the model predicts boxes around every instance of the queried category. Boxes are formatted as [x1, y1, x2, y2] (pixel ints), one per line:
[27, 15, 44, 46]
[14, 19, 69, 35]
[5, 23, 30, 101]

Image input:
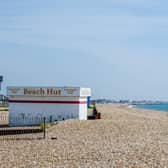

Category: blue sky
[1, 0, 168, 100]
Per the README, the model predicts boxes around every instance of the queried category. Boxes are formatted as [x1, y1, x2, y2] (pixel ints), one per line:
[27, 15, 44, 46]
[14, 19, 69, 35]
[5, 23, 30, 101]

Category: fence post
[50, 115, 52, 123]
[43, 117, 46, 139]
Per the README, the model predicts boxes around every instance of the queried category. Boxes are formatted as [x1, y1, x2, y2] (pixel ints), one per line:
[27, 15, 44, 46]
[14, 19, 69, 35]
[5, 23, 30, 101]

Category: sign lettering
[24, 88, 61, 96]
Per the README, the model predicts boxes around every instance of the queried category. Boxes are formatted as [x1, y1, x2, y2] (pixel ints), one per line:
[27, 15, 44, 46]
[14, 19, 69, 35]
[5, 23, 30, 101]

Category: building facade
[7, 87, 91, 126]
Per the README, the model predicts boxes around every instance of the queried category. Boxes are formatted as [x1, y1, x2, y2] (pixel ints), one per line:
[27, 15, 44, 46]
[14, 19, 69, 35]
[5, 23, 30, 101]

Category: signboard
[7, 87, 91, 97]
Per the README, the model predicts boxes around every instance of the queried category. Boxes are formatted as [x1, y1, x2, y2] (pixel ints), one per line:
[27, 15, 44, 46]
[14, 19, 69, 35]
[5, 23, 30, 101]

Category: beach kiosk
[7, 86, 91, 126]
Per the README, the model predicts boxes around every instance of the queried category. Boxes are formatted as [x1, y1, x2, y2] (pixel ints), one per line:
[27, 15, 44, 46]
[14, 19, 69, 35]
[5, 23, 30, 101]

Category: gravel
[0, 104, 168, 167]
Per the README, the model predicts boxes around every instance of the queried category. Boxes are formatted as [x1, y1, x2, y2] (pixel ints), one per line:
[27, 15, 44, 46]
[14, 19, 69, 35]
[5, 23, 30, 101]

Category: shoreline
[128, 103, 168, 113]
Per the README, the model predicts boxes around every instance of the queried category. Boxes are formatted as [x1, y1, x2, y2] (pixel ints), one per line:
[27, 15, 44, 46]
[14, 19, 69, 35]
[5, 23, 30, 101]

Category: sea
[134, 104, 168, 112]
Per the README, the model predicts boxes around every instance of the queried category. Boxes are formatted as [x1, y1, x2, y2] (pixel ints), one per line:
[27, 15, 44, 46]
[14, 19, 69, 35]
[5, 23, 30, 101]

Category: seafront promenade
[0, 104, 168, 167]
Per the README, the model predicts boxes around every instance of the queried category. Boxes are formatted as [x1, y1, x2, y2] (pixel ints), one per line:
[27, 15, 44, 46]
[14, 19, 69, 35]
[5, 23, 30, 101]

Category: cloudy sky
[1, 0, 168, 100]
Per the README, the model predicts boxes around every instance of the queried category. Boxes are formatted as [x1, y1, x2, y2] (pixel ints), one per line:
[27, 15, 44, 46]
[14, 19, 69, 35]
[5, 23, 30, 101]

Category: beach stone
[1, 104, 168, 167]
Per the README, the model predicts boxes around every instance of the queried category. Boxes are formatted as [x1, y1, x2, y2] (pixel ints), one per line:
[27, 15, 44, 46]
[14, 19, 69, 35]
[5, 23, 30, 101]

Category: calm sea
[135, 104, 168, 112]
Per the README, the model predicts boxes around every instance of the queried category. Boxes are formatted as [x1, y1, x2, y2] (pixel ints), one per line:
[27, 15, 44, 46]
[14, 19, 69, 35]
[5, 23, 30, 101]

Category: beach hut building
[7, 86, 91, 126]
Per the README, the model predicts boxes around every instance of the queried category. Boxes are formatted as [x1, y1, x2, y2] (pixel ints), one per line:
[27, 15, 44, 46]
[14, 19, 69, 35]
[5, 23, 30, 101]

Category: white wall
[79, 98, 88, 120]
[9, 102, 79, 126]
[8, 96, 89, 126]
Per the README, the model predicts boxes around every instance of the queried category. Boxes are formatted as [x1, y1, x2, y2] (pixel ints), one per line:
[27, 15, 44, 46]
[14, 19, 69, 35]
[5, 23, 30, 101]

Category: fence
[0, 112, 78, 140]
[0, 117, 46, 140]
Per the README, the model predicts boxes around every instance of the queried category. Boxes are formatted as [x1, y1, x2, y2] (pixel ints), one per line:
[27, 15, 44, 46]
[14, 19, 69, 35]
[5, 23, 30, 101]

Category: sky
[1, 0, 168, 100]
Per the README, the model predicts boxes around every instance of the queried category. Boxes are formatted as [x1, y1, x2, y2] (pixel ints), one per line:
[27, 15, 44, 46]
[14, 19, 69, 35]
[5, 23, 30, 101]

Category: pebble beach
[1, 104, 168, 167]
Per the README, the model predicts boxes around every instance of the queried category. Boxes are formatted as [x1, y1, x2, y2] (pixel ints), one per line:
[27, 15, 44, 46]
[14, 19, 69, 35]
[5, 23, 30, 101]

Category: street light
[0, 76, 3, 91]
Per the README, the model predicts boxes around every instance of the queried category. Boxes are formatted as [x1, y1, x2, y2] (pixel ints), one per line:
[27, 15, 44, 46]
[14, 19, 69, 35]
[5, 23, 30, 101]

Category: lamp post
[0, 76, 3, 91]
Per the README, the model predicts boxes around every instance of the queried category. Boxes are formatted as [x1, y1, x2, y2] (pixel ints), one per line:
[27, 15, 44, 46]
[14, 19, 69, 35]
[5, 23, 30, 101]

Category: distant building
[7, 86, 91, 126]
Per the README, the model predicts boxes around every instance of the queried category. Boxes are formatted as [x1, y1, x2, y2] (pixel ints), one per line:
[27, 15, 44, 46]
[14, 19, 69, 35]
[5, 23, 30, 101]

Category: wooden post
[43, 117, 46, 139]
[50, 115, 52, 123]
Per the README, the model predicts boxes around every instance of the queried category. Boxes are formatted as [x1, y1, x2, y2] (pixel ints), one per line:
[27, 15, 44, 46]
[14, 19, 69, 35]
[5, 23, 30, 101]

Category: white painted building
[7, 87, 91, 126]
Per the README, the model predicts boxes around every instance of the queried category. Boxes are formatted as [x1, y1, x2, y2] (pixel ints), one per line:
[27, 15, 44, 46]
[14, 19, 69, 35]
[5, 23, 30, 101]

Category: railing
[0, 117, 46, 140]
